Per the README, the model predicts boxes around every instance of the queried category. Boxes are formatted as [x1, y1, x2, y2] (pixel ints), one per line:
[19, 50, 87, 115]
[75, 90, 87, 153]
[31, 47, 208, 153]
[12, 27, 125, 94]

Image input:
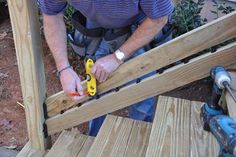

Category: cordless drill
[201, 66, 236, 157]
[201, 66, 225, 131]
[209, 115, 236, 157]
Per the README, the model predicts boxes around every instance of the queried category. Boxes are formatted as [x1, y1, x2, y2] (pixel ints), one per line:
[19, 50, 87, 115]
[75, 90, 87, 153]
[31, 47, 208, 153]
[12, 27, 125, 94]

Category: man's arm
[92, 16, 168, 83]
[120, 16, 168, 58]
[43, 13, 84, 98]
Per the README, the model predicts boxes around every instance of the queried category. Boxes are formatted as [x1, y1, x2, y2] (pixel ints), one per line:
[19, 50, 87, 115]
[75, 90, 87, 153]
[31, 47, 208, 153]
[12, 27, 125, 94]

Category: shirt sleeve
[140, 0, 174, 19]
[37, 0, 67, 15]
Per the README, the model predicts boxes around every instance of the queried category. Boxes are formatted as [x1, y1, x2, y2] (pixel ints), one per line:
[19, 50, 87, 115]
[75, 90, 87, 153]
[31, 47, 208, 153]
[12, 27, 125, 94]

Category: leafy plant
[64, 5, 75, 31]
[172, 0, 206, 37]
[211, 0, 235, 19]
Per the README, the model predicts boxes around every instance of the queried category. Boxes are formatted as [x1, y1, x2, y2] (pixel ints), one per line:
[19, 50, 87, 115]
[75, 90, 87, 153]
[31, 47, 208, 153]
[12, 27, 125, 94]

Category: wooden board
[16, 142, 45, 157]
[190, 101, 219, 157]
[87, 115, 151, 157]
[8, 0, 47, 150]
[225, 72, 236, 120]
[45, 130, 94, 157]
[145, 96, 191, 157]
[46, 11, 236, 117]
[46, 42, 236, 135]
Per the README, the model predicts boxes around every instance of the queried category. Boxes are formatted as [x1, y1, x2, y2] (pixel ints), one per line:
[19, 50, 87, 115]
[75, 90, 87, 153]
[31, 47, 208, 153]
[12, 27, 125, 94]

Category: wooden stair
[45, 130, 94, 157]
[45, 96, 220, 157]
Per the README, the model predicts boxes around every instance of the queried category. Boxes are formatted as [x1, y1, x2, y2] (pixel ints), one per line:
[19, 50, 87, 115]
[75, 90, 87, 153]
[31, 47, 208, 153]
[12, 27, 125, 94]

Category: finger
[91, 64, 97, 75]
[100, 71, 107, 83]
[62, 80, 75, 93]
[73, 95, 85, 100]
[94, 67, 102, 81]
[103, 72, 110, 82]
[76, 79, 84, 96]
[98, 71, 106, 83]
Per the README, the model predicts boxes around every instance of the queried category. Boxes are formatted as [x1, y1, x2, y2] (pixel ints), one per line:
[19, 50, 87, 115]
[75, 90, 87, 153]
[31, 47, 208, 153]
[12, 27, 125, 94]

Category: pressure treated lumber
[145, 96, 191, 157]
[225, 72, 236, 120]
[190, 101, 219, 157]
[8, 0, 47, 150]
[87, 115, 151, 157]
[46, 11, 236, 117]
[46, 42, 236, 135]
[16, 142, 45, 157]
[45, 130, 94, 157]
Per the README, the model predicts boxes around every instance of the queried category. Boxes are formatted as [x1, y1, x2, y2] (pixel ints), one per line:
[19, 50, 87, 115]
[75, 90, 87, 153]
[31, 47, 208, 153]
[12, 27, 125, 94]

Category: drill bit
[224, 81, 236, 103]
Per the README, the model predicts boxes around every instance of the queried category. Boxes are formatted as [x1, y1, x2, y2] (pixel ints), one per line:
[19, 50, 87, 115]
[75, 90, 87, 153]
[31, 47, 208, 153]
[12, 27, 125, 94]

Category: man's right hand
[43, 14, 84, 99]
[59, 68, 84, 100]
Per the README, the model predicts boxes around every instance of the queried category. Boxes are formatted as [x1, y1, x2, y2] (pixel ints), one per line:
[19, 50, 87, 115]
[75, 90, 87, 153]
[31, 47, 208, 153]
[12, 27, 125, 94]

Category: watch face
[116, 50, 125, 61]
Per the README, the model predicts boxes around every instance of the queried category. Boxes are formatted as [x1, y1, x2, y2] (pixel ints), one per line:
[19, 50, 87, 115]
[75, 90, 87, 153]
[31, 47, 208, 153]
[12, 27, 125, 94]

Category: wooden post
[8, 0, 47, 151]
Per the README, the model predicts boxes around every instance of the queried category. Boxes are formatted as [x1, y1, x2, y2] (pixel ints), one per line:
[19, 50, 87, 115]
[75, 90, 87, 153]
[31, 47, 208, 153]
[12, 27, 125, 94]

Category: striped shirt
[38, 0, 174, 28]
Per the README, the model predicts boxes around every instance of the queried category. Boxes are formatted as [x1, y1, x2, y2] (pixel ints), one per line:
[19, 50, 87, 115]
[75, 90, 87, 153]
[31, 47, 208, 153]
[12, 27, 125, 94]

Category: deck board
[87, 115, 152, 157]
[145, 96, 191, 157]
[45, 131, 94, 157]
[45, 96, 220, 157]
[190, 101, 219, 157]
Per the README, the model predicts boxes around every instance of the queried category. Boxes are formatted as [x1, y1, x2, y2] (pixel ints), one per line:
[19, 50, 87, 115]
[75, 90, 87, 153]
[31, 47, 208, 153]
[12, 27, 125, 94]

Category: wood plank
[225, 72, 236, 120]
[46, 11, 236, 118]
[77, 136, 94, 157]
[8, 0, 47, 150]
[190, 101, 219, 157]
[145, 96, 191, 157]
[124, 120, 152, 157]
[45, 131, 94, 157]
[16, 142, 45, 157]
[46, 42, 236, 135]
[87, 115, 151, 157]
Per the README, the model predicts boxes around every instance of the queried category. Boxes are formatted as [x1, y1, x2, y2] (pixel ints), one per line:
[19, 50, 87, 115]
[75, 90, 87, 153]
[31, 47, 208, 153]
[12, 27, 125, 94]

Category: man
[38, 0, 174, 136]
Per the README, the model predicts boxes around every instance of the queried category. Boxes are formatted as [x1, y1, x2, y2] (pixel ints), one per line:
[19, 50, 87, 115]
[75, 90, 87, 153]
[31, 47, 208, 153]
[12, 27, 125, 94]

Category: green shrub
[172, 0, 206, 37]
[64, 5, 75, 31]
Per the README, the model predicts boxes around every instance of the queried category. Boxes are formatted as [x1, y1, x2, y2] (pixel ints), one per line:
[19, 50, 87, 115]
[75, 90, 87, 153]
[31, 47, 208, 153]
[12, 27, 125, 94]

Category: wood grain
[46, 42, 236, 135]
[8, 0, 47, 150]
[46, 11, 236, 118]
[145, 96, 191, 157]
[45, 130, 94, 157]
[16, 142, 45, 157]
[87, 115, 151, 157]
[190, 101, 219, 157]
[124, 120, 152, 157]
[225, 72, 236, 120]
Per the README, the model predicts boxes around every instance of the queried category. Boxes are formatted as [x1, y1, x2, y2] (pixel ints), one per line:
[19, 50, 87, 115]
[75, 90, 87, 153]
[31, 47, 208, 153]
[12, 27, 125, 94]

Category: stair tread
[145, 96, 219, 157]
[45, 130, 94, 157]
[87, 115, 152, 157]
[46, 96, 220, 157]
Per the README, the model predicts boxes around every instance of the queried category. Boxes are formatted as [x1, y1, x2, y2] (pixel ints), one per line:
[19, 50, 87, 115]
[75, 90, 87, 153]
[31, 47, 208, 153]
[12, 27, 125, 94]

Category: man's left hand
[92, 54, 123, 83]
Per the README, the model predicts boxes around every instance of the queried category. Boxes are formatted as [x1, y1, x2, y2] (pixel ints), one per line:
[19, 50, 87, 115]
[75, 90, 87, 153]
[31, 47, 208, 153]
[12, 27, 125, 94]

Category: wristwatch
[114, 49, 126, 62]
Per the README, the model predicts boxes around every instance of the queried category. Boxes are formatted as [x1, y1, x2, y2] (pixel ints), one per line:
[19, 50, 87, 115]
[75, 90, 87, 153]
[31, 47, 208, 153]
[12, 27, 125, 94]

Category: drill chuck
[211, 66, 231, 89]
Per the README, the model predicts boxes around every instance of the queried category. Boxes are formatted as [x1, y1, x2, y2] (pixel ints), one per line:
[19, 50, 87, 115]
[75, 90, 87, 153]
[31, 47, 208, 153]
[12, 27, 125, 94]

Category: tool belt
[68, 11, 131, 58]
[68, 11, 174, 59]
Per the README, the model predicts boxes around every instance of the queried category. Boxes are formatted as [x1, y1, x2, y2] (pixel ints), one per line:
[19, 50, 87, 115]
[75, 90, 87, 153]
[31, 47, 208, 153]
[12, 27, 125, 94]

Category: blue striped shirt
[38, 0, 174, 28]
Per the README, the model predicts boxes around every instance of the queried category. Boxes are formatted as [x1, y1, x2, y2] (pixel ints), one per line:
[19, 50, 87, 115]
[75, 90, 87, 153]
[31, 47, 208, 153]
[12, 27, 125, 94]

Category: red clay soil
[0, 19, 212, 150]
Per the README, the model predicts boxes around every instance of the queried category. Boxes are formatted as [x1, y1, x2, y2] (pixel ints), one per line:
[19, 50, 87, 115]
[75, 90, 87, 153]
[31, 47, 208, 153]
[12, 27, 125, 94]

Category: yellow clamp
[85, 58, 97, 96]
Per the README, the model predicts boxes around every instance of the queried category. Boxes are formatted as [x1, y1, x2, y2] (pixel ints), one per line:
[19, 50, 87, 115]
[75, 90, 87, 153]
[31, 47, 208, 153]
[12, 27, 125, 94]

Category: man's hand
[92, 54, 122, 83]
[59, 68, 84, 99]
